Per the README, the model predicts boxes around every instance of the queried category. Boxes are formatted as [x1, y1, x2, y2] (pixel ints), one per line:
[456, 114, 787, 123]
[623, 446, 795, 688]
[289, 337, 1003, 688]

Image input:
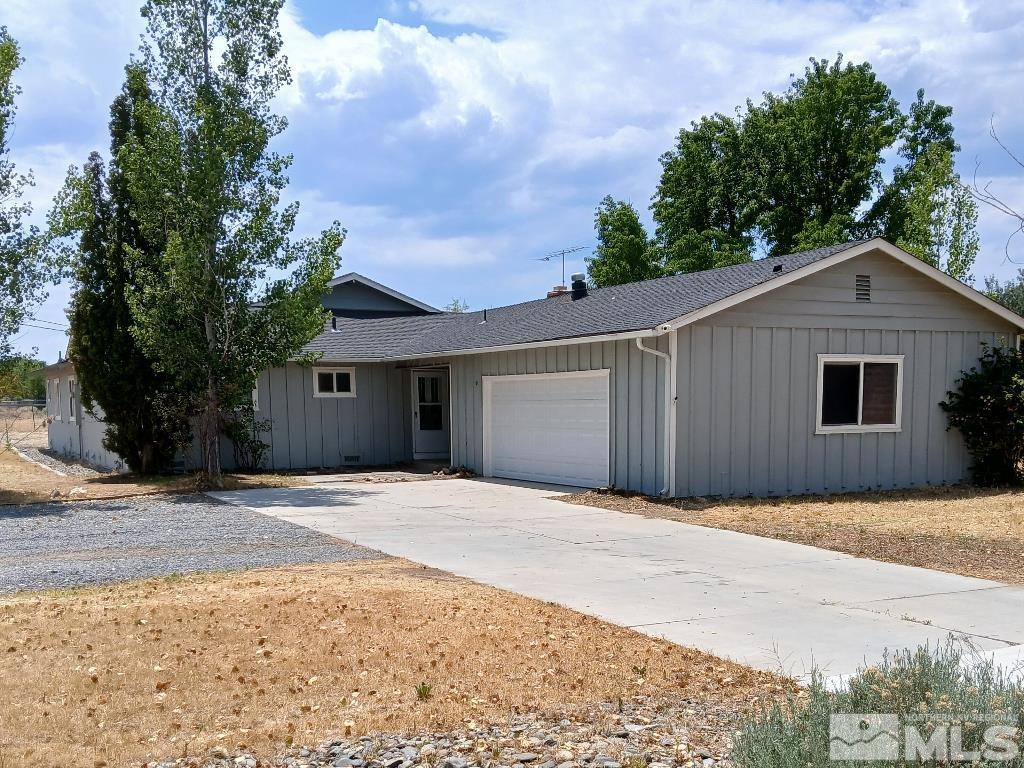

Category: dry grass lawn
[0, 560, 790, 768]
[562, 486, 1024, 583]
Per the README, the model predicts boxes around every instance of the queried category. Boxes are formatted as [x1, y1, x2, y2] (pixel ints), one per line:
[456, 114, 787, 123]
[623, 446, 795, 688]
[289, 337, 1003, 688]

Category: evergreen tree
[121, 0, 344, 485]
[58, 66, 191, 474]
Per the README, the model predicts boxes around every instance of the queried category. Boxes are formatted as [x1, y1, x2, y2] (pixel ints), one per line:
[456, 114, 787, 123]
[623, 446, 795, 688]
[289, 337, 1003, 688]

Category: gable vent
[855, 274, 871, 302]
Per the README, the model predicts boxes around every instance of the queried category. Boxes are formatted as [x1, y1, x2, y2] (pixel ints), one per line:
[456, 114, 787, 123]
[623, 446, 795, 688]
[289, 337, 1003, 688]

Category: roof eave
[307, 326, 661, 364]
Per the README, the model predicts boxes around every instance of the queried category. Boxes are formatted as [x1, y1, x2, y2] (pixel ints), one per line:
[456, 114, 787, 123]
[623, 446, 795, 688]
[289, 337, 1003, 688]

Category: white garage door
[483, 370, 610, 487]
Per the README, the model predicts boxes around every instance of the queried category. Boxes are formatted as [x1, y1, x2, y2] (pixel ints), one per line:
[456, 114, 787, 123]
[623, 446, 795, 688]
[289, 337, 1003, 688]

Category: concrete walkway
[211, 478, 1024, 681]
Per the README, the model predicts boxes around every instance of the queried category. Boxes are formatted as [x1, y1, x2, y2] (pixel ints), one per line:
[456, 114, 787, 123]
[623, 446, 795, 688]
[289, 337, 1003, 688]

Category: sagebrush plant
[940, 343, 1024, 485]
[732, 638, 1024, 768]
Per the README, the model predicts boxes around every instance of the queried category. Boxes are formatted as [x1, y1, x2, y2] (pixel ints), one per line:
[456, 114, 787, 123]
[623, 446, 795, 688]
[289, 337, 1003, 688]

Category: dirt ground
[561, 486, 1024, 584]
[0, 446, 306, 505]
[0, 559, 790, 768]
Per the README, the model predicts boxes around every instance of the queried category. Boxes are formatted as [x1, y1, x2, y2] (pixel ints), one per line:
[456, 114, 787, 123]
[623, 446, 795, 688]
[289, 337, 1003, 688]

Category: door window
[418, 376, 443, 430]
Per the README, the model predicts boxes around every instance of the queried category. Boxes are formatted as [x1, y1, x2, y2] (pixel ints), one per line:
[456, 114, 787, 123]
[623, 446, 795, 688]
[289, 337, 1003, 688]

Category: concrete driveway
[211, 478, 1024, 681]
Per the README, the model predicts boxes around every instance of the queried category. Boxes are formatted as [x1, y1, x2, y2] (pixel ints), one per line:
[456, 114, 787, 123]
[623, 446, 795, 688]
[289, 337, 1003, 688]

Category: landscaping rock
[147, 695, 741, 768]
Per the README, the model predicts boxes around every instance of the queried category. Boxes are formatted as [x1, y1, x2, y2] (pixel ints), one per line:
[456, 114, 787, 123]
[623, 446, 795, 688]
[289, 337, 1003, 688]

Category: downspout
[635, 335, 675, 497]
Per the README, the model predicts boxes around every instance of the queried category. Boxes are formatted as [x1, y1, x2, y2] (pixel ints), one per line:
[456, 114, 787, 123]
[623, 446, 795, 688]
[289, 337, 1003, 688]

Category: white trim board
[312, 366, 357, 398]
[814, 353, 904, 435]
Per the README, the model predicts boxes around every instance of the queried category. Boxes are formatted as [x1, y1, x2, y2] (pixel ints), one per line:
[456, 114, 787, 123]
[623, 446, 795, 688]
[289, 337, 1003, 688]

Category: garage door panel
[484, 371, 610, 488]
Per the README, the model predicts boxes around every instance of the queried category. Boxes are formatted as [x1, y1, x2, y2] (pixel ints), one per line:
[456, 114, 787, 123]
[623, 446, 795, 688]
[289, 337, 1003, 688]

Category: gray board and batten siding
[408, 334, 673, 497]
[673, 251, 1017, 497]
[253, 361, 413, 470]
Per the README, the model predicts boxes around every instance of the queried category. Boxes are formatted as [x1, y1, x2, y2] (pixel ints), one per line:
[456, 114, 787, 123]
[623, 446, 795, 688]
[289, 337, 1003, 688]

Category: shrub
[940, 343, 1024, 486]
[222, 404, 272, 472]
[732, 638, 1024, 768]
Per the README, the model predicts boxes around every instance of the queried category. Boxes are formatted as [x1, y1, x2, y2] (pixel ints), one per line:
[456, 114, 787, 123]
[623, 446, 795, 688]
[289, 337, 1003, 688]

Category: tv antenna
[534, 245, 585, 286]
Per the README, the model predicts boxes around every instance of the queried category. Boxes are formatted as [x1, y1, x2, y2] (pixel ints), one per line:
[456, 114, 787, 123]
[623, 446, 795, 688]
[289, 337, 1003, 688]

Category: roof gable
[659, 239, 1024, 333]
[323, 273, 440, 315]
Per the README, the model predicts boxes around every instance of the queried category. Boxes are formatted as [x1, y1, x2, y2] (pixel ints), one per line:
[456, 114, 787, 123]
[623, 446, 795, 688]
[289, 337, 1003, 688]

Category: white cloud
[8, 0, 1024, 356]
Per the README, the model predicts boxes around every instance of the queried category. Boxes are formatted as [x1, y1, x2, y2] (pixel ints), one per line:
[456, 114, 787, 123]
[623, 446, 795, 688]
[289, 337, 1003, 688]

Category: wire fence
[0, 401, 49, 455]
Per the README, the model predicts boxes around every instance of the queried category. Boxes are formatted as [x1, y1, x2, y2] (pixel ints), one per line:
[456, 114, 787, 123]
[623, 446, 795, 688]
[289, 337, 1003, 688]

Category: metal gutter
[635, 335, 674, 497]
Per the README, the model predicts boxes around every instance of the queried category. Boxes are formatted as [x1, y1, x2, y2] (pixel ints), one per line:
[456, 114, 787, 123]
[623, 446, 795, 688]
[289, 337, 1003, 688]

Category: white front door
[483, 370, 610, 487]
[412, 370, 451, 460]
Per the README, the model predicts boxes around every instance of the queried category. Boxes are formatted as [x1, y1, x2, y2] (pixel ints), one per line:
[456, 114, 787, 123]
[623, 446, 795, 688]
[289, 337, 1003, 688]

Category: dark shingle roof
[303, 241, 865, 361]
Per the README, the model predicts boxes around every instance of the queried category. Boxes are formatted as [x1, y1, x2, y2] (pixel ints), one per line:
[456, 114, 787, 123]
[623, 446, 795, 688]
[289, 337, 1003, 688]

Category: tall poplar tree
[121, 0, 344, 484]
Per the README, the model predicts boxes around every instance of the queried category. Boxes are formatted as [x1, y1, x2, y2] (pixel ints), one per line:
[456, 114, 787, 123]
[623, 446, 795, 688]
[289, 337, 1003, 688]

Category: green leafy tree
[894, 144, 978, 281]
[54, 66, 192, 474]
[0, 355, 45, 400]
[984, 270, 1024, 317]
[444, 298, 469, 313]
[586, 196, 663, 287]
[748, 56, 901, 256]
[121, 0, 345, 485]
[651, 56, 975, 279]
[0, 28, 57, 358]
[653, 114, 755, 271]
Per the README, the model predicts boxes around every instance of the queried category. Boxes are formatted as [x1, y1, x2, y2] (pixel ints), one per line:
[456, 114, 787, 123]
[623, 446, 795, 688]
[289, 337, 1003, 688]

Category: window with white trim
[816, 355, 903, 434]
[48, 378, 61, 421]
[313, 367, 356, 398]
[252, 385, 259, 411]
[67, 377, 77, 423]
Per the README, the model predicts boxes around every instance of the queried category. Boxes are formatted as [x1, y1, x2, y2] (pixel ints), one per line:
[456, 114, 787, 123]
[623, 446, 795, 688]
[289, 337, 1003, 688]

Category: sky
[5, 0, 1024, 362]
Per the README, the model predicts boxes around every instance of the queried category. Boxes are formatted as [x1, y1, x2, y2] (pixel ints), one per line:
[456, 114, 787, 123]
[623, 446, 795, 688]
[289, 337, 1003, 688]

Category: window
[67, 377, 77, 423]
[252, 385, 259, 411]
[313, 367, 356, 398]
[48, 378, 61, 421]
[417, 375, 443, 430]
[816, 355, 902, 434]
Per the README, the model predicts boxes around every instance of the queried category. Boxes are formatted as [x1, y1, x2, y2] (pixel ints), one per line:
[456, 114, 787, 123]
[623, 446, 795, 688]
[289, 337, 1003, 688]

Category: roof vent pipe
[331, 316, 337, 331]
[570, 273, 588, 300]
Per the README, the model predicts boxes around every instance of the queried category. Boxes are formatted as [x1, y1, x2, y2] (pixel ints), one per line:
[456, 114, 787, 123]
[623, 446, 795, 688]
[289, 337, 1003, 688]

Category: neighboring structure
[44, 239, 1024, 497]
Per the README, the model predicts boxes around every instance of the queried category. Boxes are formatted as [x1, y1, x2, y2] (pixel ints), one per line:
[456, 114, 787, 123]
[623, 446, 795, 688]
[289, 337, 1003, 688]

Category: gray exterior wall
[51, 361, 414, 473]
[252, 361, 412, 470]
[674, 251, 1017, 497]
[419, 335, 671, 496]
[322, 281, 427, 314]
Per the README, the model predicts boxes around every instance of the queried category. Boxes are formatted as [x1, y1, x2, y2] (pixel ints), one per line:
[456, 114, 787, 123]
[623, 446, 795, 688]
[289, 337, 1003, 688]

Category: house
[44, 238, 1024, 497]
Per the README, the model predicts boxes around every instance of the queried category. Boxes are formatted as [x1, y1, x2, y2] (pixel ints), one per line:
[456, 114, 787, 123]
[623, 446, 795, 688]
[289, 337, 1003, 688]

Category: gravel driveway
[0, 493, 381, 594]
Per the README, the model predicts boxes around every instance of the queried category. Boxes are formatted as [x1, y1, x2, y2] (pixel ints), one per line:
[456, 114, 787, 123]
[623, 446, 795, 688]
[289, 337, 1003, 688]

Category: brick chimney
[546, 285, 568, 298]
